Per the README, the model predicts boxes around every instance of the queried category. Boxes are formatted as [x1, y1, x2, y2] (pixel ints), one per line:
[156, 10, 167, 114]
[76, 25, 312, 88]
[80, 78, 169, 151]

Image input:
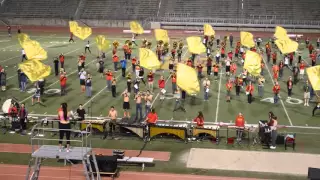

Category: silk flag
[19, 60, 51, 82]
[203, 24, 215, 36]
[139, 48, 160, 70]
[240, 32, 255, 48]
[69, 21, 78, 33]
[275, 38, 298, 54]
[18, 33, 30, 46]
[244, 50, 261, 77]
[95, 35, 110, 51]
[21, 40, 47, 61]
[154, 29, 169, 43]
[274, 26, 288, 40]
[306, 65, 320, 91]
[130, 21, 144, 34]
[186, 36, 206, 54]
[176, 63, 200, 95]
[73, 25, 92, 40]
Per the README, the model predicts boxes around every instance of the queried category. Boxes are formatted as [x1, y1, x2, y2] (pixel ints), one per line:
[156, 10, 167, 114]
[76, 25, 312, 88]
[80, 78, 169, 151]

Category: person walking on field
[85, 41, 91, 53]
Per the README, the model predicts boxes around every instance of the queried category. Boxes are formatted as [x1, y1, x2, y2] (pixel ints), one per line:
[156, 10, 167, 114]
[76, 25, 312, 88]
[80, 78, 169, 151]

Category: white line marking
[215, 67, 223, 123]
[259, 49, 293, 126]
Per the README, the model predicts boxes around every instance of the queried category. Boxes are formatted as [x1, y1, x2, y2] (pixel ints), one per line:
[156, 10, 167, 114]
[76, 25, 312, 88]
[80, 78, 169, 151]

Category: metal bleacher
[81, 0, 160, 20]
[0, 0, 80, 18]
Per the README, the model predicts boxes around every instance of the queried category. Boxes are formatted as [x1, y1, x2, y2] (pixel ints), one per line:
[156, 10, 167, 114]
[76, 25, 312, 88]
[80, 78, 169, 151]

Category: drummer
[144, 108, 158, 140]
[235, 112, 245, 144]
[193, 111, 204, 128]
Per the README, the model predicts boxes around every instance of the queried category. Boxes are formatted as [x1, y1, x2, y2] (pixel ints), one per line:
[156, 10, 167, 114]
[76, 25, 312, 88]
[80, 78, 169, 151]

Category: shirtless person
[122, 91, 130, 118]
[144, 90, 153, 118]
[107, 106, 118, 138]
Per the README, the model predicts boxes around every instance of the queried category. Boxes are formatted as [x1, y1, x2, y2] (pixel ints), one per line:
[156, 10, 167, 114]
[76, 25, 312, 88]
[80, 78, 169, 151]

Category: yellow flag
[186, 36, 206, 54]
[130, 21, 144, 34]
[95, 35, 110, 51]
[244, 50, 261, 77]
[274, 26, 288, 40]
[240, 32, 255, 48]
[18, 60, 51, 82]
[275, 38, 298, 54]
[154, 29, 169, 43]
[69, 21, 78, 33]
[139, 48, 161, 70]
[306, 65, 320, 91]
[21, 40, 47, 61]
[73, 25, 92, 40]
[176, 63, 200, 95]
[18, 33, 30, 46]
[203, 24, 215, 36]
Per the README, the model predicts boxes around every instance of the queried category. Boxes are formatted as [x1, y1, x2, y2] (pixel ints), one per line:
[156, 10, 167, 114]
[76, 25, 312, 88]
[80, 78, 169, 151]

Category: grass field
[0, 29, 319, 179]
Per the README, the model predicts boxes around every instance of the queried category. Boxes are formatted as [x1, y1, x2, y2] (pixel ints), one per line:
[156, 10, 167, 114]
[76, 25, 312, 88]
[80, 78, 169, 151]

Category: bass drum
[2, 99, 20, 113]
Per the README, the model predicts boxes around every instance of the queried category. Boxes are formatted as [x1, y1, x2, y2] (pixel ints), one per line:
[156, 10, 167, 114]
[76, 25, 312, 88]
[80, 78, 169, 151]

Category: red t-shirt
[235, 115, 245, 127]
[197, 65, 203, 72]
[273, 85, 280, 94]
[59, 55, 65, 63]
[299, 63, 305, 70]
[147, 73, 154, 82]
[193, 117, 204, 127]
[80, 55, 86, 61]
[158, 79, 165, 88]
[60, 75, 67, 86]
[147, 113, 158, 124]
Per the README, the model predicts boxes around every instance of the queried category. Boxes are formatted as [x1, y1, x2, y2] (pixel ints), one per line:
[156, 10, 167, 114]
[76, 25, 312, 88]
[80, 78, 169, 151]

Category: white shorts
[304, 92, 310, 99]
[300, 69, 305, 75]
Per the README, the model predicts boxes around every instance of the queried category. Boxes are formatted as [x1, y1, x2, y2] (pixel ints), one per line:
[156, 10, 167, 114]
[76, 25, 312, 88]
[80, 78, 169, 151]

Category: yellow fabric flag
[21, 40, 47, 61]
[139, 48, 161, 70]
[240, 32, 255, 48]
[18, 33, 30, 46]
[244, 50, 261, 77]
[95, 35, 110, 51]
[274, 26, 288, 40]
[18, 60, 51, 82]
[186, 36, 206, 54]
[176, 63, 200, 95]
[203, 24, 215, 36]
[154, 29, 169, 43]
[306, 65, 320, 91]
[69, 21, 78, 33]
[130, 21, 144, 34]
[73, 25, 92, 40]
[275, 38, 298, 54]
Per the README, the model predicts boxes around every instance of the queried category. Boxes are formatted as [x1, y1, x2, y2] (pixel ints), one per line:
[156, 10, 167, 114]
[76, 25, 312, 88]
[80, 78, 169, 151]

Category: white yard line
[259, 49, 293, 126]
[215, 67, 223, 123]
[150, 46, 188, 108]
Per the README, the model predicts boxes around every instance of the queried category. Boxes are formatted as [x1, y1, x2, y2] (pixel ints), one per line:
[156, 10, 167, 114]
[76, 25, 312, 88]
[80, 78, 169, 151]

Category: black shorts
[169, 64, 174, 70]
[123, 102, 130, 110]
[226, 66, 230, 72]
[80, 79, 85, 85]
[99, 68, 104, 73]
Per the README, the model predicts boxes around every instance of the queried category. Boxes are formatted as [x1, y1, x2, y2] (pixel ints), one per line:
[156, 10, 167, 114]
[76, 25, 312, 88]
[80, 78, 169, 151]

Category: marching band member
[85, 41, 91, 54]
[147, 71, 154, 91]
[235, 112, 245, 143]
[8, 103, 18, 133]
[226, 79, 233, 102]
[122, 91, 131, 118]
[144, 90, 153, 118]
[107, 106, 118, 138]
[173, 89, 186, 112]
[132, 34, 138, 46]
[287, 76, 293, 99]
[193, 111, 204, 128]
[58, 103, 71, 152]
[272, 82, 281, 104]
[269, 116, 278, 150]
[246, 81, 254, 104]
[158, 76, 165, 101]
[18, 103, 28, 135]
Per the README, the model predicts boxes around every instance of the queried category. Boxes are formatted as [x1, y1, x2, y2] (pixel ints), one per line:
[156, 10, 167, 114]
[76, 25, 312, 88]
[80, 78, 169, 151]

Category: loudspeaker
[308, 167, 320, 180]
[91, 155, 117, 173]
[276, 134, 285, 145]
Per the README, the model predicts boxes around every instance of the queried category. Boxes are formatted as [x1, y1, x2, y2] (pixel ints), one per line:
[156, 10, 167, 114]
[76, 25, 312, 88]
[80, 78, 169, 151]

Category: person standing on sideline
[193, 111, 204, 127]
[18, 103, 28, 135]
[58, 103, 71, 152]
[229, 33, 233, 48]
[107, 106, 118, 138]
[235, 112, 245, 144]
[59, 53, 65, 69]
[134, 92, 143, 121]
[85, 74, 92, 97]
[203, 77, 210, 101]
[122, 91, 131, 118]
[269, 116, 278, 149]
[120, 58, 127, 77]
[144, 90, 153, 118]
[173, 89, 186, 112]
[112, 54, 119, 72]
[60, 71, 67, 96]
[85, 41, 91, 53]
[111, 77, 117, 97]
[246, 81, 254, 104]
[303, 80, 310, 106]
[69, 32, 74, 43]
[287, 76, 293, 99]
[21, 49, 27, 62]
[53, 57, 59, 76]
[144, 108, 158, 140]
[226, 79, 233, 102]
[272, 82, 281, 104]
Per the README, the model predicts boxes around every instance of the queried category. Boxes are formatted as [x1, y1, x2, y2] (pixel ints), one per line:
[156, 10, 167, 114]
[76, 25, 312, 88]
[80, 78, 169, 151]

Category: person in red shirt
[221, 47, 225, 59]
[272, 52, 277, 65]
[308, 43, 313, 54]
[60, 72, 67, 96]
[147, 71, 154, 91]
[171, 72, 177, 93]
[158, 75, 165, 101]
[213, 63, 219, 81]
[113, 54, 119, 72]
[230, 62, 237, 76]
[144, 108, 158, 141]
[69, 32, 74, 43]
[206, 57, 213, 76]
[8, 103, 18, 132]
[299, 60, 305, 79]
[59, 53, 65, 69]
[227, 51, 233, 60]
[287, 76, 293, 99]
[246, 81, 254, 104]
[193, 111, 204, 127]
[235, 112, 245, 143]
[105, 70, 113, 91]
[272, 64, 279, 81]
[79, 53, 86, 68]
[310, 52, 317, 66]
[196, 63, 203, 78]
[289, 52, 294, 66]
[186, 59, 192, 67]
[235, 47, 239, 58]
[131, 57, 137, 72]
[226, 79, 233, 102]
[272, 82, 281, 104]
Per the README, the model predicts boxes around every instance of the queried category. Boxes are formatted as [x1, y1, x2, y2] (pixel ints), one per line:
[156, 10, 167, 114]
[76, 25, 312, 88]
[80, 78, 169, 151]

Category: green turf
[0, 30, 319, 179]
